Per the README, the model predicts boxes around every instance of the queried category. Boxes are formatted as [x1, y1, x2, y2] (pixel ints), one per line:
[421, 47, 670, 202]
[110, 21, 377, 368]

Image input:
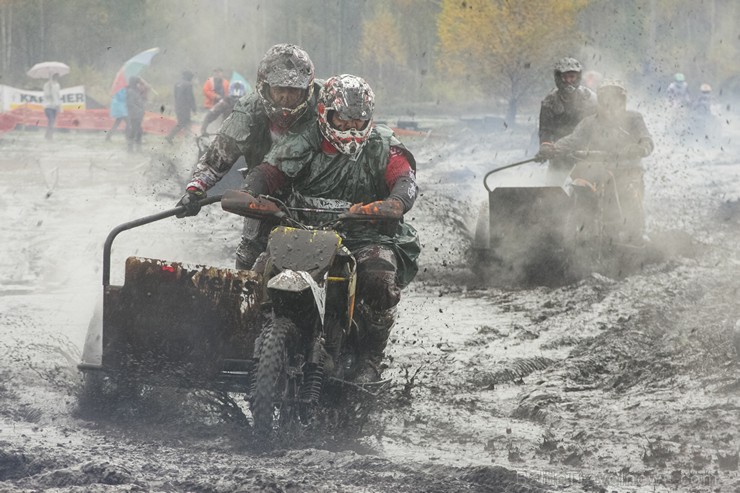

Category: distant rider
[536, 57, 597, 169]
[538, 80, 654, 245]
[176, 44, 320, 269]
[666, 73, 691, 108]
[242, 74, 420, 383]
[538, 57, 597, 144]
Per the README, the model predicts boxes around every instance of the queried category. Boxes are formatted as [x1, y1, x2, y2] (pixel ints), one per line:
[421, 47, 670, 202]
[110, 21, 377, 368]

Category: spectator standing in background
[203, 68, 229, 110]
[43, 74, 62, 140]
[166, 70, 197, 144]
[125, 76, 148, 153]
[106, 87, 127, 141]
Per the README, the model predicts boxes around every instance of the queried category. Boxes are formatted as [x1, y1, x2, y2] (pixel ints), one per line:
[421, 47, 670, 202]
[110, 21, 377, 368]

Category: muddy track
[1, 131, 739, 492]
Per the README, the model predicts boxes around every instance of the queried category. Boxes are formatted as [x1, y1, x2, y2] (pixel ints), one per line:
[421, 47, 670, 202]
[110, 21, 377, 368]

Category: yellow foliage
[359, 6, 407, 69]
[437, 0, 587, 102]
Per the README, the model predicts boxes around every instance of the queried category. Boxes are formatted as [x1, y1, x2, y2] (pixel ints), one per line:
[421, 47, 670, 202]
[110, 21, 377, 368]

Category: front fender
[267, 270, 327, 324]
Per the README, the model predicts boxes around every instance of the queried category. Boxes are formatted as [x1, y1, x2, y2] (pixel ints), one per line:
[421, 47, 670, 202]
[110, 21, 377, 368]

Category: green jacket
[188, 82, 320, 191]
[264, 123, 421, 288]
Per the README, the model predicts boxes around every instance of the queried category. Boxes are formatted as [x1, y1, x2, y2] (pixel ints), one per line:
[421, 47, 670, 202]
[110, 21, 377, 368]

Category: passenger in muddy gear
[176, 44, 320, 268]
[539, 80, 654, 245]
[243, 74, 420, 383]
[535, 57, 597, 169]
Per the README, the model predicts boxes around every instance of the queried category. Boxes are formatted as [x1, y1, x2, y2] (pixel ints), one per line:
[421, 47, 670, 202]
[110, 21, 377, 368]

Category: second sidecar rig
[77, 195, 266, 398]
[470, 157, 652, 286]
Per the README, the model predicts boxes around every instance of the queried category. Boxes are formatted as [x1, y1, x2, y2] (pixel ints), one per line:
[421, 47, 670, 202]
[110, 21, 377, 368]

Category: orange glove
[348, 199, 403, 219]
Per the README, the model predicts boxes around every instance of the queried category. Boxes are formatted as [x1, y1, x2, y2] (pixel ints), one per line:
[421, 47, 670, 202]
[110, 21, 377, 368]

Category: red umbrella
[111, 47, 160, 95]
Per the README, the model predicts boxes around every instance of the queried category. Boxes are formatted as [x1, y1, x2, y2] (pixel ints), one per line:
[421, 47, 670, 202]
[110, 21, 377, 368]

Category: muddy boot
[354, 305, 396, 384]
[235, 218, 268, 270]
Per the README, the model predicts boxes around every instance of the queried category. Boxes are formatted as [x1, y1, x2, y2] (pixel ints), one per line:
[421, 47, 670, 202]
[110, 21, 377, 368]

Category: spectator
[106, 87, 127, 141]
[202, 68, 229, 110]
[200, 80, 246, 136]
[166, 70, 197, 144]
[125, 76, 147, 153]
[43, 74, 62, 140]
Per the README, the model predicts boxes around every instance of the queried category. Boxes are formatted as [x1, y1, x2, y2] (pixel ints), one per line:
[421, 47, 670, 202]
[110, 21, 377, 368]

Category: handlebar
[102, 195, 222, 286]
[483, 157, 539, 193]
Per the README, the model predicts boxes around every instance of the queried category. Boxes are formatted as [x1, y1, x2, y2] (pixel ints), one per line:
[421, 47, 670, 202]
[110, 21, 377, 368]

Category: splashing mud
[0, 127, 739, 492]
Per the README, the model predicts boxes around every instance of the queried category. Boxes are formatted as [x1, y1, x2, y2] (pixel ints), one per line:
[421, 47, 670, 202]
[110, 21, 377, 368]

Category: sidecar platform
[79, 257, 265, 392]
[471, 164, 574, 285]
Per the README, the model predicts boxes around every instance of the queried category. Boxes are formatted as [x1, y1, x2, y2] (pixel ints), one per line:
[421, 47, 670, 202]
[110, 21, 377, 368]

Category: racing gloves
[176, 187, 206, 218]
[349, 199, 404, 219]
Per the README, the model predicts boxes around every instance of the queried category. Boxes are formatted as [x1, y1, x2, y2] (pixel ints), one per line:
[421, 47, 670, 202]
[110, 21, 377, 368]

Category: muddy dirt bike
[221, 190, 396, 435]
[78, 190, 393, 435]
[471, 150, 653, 285]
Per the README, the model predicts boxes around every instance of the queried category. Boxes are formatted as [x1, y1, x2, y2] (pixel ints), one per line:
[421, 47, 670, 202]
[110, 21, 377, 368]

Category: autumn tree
[358, 2, 408, 101]
[437, 0, 586, 124]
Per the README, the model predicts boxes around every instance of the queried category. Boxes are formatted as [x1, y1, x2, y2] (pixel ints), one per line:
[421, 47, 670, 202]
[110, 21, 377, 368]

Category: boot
[354, 304, 396, 384]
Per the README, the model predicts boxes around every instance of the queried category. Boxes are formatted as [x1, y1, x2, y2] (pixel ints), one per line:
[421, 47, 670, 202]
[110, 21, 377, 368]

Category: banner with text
[0, 85, 86, 112]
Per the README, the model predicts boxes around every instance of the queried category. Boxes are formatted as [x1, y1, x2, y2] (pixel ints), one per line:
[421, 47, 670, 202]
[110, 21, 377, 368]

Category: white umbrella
[27, 61, 70, 79]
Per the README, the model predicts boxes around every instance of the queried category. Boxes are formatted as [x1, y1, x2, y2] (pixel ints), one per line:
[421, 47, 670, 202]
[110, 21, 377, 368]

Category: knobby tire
[252, 315, 292, 435]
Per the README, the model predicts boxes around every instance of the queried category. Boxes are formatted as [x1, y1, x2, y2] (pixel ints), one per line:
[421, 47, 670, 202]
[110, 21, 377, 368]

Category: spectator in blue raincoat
[106, 88, 127, 141]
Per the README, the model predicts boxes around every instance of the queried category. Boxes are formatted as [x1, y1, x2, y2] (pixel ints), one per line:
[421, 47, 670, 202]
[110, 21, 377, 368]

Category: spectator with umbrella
[27, 61, 69, 140]
[43, 74, 62, 140]
[106, 87, 127, 141]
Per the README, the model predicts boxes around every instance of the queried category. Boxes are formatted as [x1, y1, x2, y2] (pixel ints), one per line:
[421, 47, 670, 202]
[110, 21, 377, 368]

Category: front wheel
[251, 315, 293, 435]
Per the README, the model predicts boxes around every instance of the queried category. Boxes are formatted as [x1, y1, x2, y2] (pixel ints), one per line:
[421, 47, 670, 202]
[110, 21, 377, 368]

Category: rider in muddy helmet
[317, 74, 376, 159]
[257, 43, 315, 130]
[537, 56, 597, 157]
[554, 57, 583, 95]
[693, 83, 713, 115]
[667, 72, 690, 107]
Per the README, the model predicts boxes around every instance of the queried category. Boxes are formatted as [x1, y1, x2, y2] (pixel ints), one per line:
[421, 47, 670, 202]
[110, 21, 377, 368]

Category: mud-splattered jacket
[553, 110, 654, 168]
[187, 82, 321, 192]
[247, 123, 421, 287]
[539, 86, 597, 143]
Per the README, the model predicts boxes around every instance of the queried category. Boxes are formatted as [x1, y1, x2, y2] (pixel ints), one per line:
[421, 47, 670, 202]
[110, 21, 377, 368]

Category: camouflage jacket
[554, 110, 654, 169]
[263, 123, 420, 287]
[538, 86, 597, 143]
[187, 81, 321, 192]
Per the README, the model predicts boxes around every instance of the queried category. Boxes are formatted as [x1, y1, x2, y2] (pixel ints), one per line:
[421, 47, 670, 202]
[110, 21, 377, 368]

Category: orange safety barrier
[0, 107, 177, 135]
